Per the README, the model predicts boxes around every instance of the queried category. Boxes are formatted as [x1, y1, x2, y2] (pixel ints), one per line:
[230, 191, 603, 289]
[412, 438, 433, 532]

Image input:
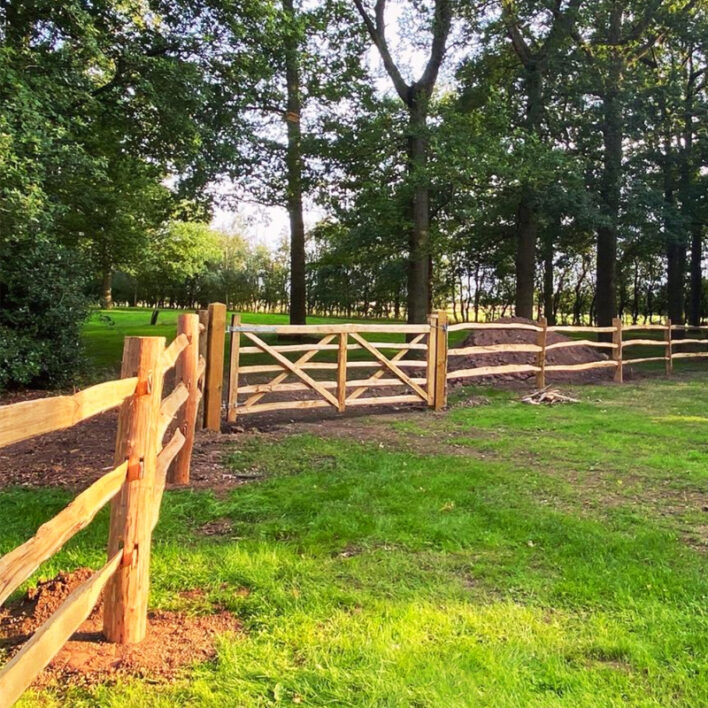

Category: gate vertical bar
[434, 310, 448, 411]
[665, 319, 673, 376]
[227, 314, 241, 423]
[337, 332, 347, 412]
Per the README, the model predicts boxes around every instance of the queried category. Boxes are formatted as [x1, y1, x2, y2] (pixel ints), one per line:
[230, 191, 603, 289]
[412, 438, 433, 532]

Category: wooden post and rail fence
[203, 306, 706, 425]
[1, 304, 706, 704]
[0, 315, 205, 706]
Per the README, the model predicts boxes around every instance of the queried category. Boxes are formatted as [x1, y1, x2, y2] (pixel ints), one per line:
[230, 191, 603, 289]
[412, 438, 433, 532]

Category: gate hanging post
[426, 312, 439, 408]
[665, 319, 673, 376]
[434, 309, 448, 411]
[337, 332, 347, 413]
[104, 336, 165, 644]
[171, 314, 200, 485]
[227, 314, 241, 423]
[204, 302, 226, 431]
[612, 317, 623, 383]
[535, 316, 547, 389]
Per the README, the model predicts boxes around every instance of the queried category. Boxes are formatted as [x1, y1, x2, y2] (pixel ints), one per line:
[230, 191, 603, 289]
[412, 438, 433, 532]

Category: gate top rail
[229, 323, 431, 335]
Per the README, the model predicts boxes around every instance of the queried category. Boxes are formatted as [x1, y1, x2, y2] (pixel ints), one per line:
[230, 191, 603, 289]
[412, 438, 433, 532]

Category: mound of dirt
[448, 317, 613, 383]
[0, 569, 240, 689]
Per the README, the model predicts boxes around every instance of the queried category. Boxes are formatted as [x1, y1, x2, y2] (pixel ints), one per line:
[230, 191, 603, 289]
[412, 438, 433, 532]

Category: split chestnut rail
[0, 314, 204, 707]
[204, 306, 708, 427]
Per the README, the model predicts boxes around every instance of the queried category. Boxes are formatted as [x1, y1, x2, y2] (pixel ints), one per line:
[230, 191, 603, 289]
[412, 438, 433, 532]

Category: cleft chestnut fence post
[104, 336, 165, 644]
[535, 316, 547, 389]
[612, 317, 623, 383]
[171, 314, 200, 485]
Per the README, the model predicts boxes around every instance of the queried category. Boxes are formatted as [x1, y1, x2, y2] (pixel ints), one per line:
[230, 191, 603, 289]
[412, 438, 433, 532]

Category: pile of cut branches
[521, 387, 580, 405]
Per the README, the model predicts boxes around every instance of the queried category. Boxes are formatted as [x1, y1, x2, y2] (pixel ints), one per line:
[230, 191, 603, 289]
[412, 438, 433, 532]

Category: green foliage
[0, 238, 89, 389]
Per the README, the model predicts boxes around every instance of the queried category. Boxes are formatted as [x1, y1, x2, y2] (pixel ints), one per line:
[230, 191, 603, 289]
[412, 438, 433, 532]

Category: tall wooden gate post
[171, 314, 200, 485]
[204, 303, 227, 431]
[104, 336, 165, 644]
[535, 316, 547, 389]
[227, 314, 241, 423]
[434, 310, 448, 411]
[665, 319, 673, 376]
[426, 312, 439, 408]
[612, 317, 623, 383]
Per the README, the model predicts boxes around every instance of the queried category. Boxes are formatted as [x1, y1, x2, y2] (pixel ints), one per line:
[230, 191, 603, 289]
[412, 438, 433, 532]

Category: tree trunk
[284, 0, 306, 326]
[101, 267, 113, 309]
[514, 66, 543, 319]
[406, 99, 431, 324]
[596, 87, 621, 326]
[689, 222, 703, 325]
[542, 224, 556, 325]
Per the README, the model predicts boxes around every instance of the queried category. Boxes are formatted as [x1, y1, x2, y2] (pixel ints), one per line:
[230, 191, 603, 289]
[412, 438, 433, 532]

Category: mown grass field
[3, 373, 707, 706]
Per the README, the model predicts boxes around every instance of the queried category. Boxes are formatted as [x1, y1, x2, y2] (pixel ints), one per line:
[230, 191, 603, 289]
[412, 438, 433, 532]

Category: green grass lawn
[3, 374, 707, 706]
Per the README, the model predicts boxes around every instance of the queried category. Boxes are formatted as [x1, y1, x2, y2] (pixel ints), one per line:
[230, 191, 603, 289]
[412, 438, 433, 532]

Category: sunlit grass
[2, 374, 706, 706]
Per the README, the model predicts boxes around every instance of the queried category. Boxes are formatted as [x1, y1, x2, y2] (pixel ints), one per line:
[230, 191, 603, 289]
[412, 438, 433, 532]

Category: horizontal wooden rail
[621, 339, 665, 348]
[0, 461, 128, 607]
[160, 333, 190, 373]
[545, 340, 617, 351]
[0, 378, 138, 449]
[237, 399, 333, 415]
[670, 339, 707, 346]
[238, 341, 427, 355]
[623, 324, 667, 331]
[236, 377, 429, 395]
[547, 325, 617, 333]
[672, 351, 708, 359]
[152, 428, 186, 529]
[449, 343, 542, 355]
[158, 382, 189, 441]
[625, 356, 668, 365]
[0, 551, 122, 706]
[347, 395, 424, 407]
[671, 325, 708, 331]
[447, 364, 541, 380]
[545, 361, 618, 372]
[448, 322, 541, 333]
[231, 324, 430, 335]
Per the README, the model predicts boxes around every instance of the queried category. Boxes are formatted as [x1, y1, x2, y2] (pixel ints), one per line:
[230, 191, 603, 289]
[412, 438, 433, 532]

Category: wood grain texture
[160, 333, 189, 374]
[204, 303, 226, 431]
[171, 314, 200, 484]
[158, 382, 188, 442]
[0, 378, 137, 449]
[104, 336, 165, 644]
